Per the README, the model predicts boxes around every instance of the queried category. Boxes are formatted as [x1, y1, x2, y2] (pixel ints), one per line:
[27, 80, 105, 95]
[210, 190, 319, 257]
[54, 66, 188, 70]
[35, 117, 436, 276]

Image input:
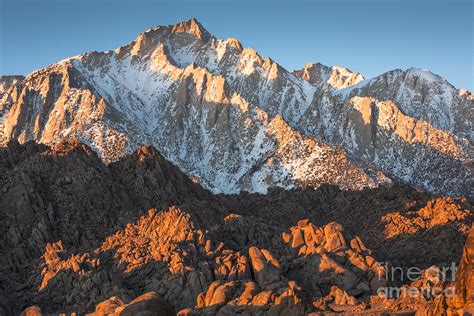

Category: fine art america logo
[376, 262, 458, 299]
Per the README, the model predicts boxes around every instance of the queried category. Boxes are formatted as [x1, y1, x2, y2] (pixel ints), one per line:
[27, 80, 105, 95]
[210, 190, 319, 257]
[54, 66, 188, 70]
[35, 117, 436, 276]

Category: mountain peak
[405, 67, 442, 82]
[1, 19, 472, 199]
[294, 62, 364, 90]
[169, 18, 211, 42]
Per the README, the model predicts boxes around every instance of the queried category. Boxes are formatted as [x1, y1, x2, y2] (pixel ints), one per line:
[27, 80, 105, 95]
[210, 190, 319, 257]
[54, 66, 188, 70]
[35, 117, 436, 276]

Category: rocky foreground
[0, 140, 472, 315]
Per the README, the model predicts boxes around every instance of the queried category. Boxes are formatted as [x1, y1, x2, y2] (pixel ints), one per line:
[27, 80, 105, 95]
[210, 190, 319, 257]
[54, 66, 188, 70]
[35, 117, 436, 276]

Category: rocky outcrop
[282, 220, 387, 300]
[109, 292, 175, 316]
[32, 210, 382, 315]
[21, 292, 175, 316]
[443, 224, 474, 314]
[454, 223, 474, 311]
[358, 225, 474, 316]
[180, 280, 304, 315]
[1, 19, 472, 197]
[64, 224, 472, 316]
[1, 140, 472, 315]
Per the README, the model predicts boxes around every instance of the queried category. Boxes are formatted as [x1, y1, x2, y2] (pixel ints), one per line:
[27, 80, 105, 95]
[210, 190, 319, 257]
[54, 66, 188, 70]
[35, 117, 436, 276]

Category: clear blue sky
[1, 0, 473, 89]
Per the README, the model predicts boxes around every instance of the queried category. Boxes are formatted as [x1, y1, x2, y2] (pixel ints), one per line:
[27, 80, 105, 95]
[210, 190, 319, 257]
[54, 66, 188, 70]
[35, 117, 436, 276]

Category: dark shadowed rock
[0, 140, 471, 315]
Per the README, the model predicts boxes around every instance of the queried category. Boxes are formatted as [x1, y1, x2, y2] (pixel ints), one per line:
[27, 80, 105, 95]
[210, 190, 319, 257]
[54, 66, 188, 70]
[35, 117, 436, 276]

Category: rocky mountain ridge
[0, 18, 472, 197]
[0, 140, 472, 315]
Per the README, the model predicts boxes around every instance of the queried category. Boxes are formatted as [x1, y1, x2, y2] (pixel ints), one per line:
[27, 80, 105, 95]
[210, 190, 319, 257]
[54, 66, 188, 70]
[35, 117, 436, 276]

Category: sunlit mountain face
[0, 18, 472, 315]
[1, 18, 472, 197]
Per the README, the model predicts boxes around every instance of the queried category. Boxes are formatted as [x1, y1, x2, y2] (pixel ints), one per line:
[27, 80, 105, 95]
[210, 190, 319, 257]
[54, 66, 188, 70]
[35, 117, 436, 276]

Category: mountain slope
[296, 67, 473, 197]
[335, 68, 473, 141]
[0, 18, 472, 197]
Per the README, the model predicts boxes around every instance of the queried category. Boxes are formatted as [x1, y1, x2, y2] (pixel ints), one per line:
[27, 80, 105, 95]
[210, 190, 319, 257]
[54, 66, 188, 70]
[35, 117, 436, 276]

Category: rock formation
[0, 140, 471, 315]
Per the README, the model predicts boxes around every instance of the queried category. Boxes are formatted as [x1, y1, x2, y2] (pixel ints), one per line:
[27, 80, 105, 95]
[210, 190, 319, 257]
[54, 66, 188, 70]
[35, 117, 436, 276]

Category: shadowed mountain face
[0, 140, 471, 315]
[0, 18, 472, 197]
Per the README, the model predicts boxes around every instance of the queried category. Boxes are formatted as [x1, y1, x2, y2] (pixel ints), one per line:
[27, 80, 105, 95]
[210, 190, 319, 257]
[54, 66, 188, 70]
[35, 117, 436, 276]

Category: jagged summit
[0, 19, 472, 197]
[168, 17, 211, 41]
[137, 18, 211, 41]
[293, 62, 364, 90]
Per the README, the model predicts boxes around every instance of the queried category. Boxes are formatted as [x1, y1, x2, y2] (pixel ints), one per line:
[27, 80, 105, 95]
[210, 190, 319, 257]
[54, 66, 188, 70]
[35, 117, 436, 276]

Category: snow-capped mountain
[0, 18, 472, 197]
